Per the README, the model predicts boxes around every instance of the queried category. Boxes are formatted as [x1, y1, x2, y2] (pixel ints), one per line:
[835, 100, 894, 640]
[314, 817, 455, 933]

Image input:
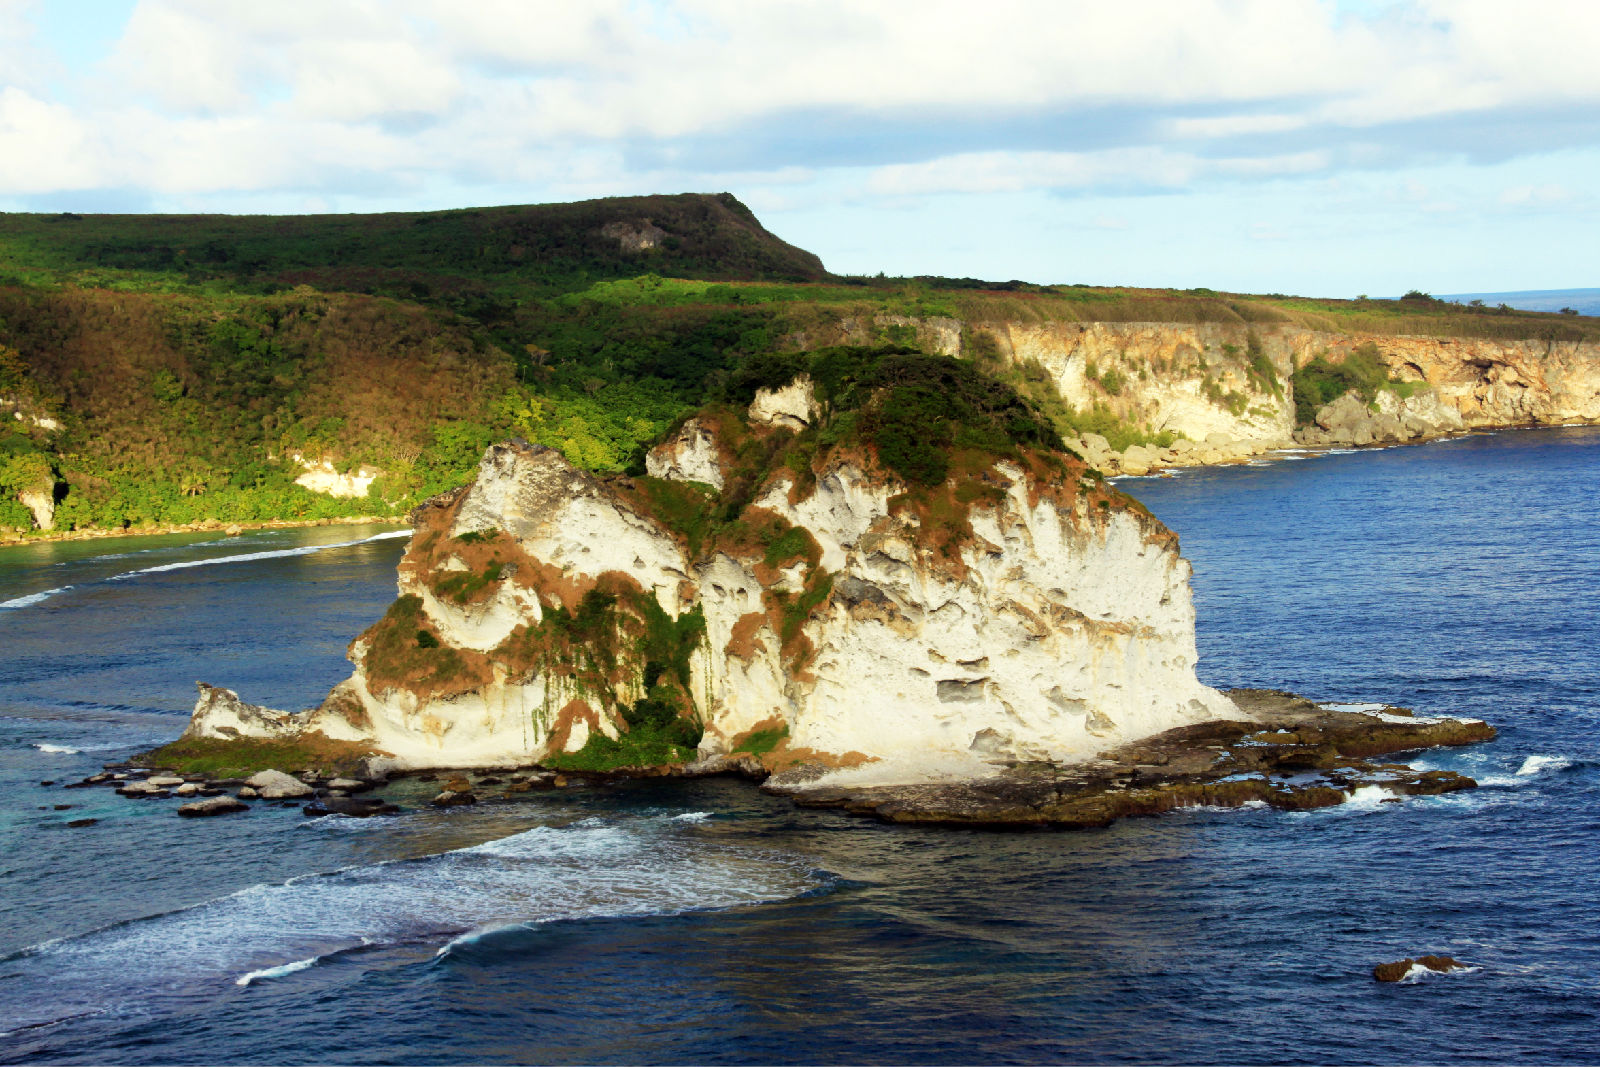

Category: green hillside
[1, 192, 1594, 537]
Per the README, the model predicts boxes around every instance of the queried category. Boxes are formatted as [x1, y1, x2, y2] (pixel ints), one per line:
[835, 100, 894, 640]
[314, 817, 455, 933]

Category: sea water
[1, 429, 1598, 1064]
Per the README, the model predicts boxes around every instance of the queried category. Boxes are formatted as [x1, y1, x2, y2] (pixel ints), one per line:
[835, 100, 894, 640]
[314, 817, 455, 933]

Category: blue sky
[1, 0, 1596, 296]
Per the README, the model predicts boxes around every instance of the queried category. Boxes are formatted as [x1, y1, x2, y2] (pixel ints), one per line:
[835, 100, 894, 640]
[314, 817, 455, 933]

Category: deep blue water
[1, 431, 1598, 1064]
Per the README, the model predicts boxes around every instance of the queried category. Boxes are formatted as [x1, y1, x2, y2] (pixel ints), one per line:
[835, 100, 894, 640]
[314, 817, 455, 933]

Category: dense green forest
[1, 192, 1594, 535]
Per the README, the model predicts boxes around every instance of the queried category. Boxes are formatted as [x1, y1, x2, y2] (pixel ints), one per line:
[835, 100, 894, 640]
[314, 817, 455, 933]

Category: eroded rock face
[183, 412, 1237, 785]
[645, 417, 725, 489]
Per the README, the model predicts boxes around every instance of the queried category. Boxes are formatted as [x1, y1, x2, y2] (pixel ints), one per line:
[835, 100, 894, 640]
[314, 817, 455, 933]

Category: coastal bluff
[175, 350, 1235, 781]
[167, 348, 1495, 821]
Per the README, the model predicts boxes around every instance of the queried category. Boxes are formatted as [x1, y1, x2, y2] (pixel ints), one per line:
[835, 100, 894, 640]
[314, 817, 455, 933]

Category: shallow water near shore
[2, 429, 1598, 1064]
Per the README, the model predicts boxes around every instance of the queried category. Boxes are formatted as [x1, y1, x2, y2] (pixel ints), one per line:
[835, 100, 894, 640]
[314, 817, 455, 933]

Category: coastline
[7, 421, 1593, 550]
[0, 512, 402, 550]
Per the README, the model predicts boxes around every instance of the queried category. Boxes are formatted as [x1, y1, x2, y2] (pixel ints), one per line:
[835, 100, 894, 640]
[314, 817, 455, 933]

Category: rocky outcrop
[645, 417, 725, 489]
[180, 358, 1238, 786]
[18, 487, 53, 531]
[292, 454, 381, 499]
[1373, 956, 1471, 982]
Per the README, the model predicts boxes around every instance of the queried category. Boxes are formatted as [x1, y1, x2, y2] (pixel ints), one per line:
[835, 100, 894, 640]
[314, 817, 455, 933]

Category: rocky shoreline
[87, 689, 1493, 830]
[759, 689, 1496, 827]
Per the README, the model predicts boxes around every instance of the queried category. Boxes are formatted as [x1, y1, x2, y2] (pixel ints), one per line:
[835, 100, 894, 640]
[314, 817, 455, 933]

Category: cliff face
[793, 314, 1600, 472]
[184, 355, 1237, 783]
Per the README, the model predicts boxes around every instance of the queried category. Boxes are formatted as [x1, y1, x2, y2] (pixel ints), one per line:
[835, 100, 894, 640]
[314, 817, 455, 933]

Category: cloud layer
[1, 0, 1597, 291]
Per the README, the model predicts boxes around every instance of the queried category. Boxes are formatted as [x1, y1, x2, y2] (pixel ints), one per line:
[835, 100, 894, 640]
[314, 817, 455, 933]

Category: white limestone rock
[183, 426, 1237, 787]
[646, 417, 725, 489]
[749, 376, 820, 429]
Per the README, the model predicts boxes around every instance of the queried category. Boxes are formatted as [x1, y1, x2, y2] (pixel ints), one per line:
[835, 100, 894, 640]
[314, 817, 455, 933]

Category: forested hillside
[1, 192, 1593, 535]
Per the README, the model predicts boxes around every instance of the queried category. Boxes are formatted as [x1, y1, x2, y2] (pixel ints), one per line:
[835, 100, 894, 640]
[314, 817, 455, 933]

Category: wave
[0, 531, 409, 612]
[113, 530, 411, 579]
[236, 955, 320, 987]
[33, 743, 80, 754]
[0, 586, 71, 610]
[1474, 753, 1575, 788]
[1517, 755, 1571, 777]
[0, 814, 823, 1033]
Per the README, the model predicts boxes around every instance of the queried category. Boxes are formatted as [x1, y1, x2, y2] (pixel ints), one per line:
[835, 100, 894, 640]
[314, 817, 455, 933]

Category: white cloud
[4, 0, 1600, 211]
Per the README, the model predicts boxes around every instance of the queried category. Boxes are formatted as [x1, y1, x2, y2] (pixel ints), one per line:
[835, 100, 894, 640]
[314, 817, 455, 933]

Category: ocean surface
[2, 429, 1598, 1065]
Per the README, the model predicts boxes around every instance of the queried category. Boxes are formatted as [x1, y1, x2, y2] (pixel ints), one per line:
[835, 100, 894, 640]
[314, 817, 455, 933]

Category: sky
[1, 0, 1596, 297]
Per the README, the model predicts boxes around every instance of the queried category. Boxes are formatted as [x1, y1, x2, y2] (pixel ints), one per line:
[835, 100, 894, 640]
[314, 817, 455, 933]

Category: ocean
[1, 428, 1597, 1064]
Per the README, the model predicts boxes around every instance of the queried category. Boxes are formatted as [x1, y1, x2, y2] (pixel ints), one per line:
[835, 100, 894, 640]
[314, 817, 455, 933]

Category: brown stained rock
[1374, 956, 1469, 982]
[431, 790, 477, 808]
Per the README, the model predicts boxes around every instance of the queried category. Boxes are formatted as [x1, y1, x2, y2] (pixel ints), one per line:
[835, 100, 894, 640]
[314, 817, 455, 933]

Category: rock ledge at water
[766, 689, 1494, 827]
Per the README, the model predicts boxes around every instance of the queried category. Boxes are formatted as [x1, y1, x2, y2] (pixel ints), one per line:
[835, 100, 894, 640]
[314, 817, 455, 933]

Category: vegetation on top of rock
[726, 345, 1064, 487]
[1290, 342, 1422, 425]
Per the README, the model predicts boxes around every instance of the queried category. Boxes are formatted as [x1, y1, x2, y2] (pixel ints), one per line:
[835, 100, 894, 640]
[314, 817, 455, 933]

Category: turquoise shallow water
[1, 429, 1597, 1064]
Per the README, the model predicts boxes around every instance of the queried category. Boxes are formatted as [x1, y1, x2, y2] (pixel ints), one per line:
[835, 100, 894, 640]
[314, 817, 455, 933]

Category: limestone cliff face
[185, 380, 1236, 782]
[787, 313, 1600, 468]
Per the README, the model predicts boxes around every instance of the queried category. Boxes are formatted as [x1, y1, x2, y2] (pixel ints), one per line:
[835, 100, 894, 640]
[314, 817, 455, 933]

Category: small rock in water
[174, 783, 202, 796]
[237, 786, 259, 799]
[430, 790, 477, 808]
[66, 818, 98, 828]
[178, 796, 248, 818]
[326, 778, 370, 793]
[244, 769, 314, 799]
[39, 781, 55, 787]
[304, 797, 401, 818]
[1373, 955, 1469, 982]
[147, 775, 185, 787]
[53, 804, 73, 811]
[224, 524, 243, 536]
[444, 777, 472, 793]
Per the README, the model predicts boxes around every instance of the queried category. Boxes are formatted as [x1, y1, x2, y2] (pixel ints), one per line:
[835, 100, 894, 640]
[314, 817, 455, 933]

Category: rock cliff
[787, 312, 1600, 474]
[181, 348, 1238, 784]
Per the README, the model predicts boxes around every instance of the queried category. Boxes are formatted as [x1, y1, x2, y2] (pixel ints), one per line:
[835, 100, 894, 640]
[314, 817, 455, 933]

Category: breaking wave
[0, 814, 825, 1034]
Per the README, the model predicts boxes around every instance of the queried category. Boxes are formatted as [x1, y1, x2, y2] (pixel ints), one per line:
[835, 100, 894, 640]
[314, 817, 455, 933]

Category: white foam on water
[34, 743, 80, 754]
[673, 811, 713, 822]
[1172, 799, 1270, 814]
[1463, 753, 1571, 789]
[1398, 962, 1481, 984]
[0, 815, 823, 1032]
[1342, 785, 1401, 810]
[0, 585, 71, 609]
[1517, 755, 1570, 777]
[116, 530, 410, 578]
[235, 955, 319, 986]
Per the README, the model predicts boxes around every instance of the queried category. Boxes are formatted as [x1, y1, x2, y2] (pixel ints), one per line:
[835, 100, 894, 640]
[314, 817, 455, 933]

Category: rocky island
[150, 347, 1494, 825]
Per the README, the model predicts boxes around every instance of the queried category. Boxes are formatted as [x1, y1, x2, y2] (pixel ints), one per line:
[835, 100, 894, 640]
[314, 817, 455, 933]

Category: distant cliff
[785, 310, 1600, 474]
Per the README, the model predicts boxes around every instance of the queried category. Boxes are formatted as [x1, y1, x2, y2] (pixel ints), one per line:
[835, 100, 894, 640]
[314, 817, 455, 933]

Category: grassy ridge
[2, 193, 1596, 535]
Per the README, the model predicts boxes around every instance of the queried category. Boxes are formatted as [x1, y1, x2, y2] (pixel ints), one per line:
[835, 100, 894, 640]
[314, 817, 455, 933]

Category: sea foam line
[115, 529, 410, 578]
[0, 530, 408, 611]
[0, 585, 72, 610]
[236, 955, 319, 986]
